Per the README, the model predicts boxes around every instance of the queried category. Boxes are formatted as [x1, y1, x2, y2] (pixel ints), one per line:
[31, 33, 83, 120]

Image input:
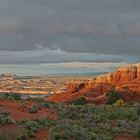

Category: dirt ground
[0, 99, 56, 140]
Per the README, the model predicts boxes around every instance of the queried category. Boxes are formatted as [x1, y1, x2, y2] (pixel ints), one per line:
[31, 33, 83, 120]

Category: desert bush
[137, 130, 140, 139]
[29, 97, 44, 103]
[0, 132, 18, 140]
[28, 104, 41, 113]
[59, 104, 138, 122]
[39, 101, 54, 108]
[16, 128, 29, 140]
[137, 106, 140, 116]
[28, 101, 54, 113]
[70, 97, 87, 105]
[53, 103, 65, 113]
[49, 119, 91, 140]
[106, 87, 122, 104]
[114, 99, 126, 107]
[59, 104, 95, 121]
[53, 103, 140, 140]
[23, 121, 39, 132]
[18, 117, 57, 139]
[18, 119, 28, 125]
[19, 120, 39, 138]
[0, 127, 26, 140]
[0, 111, 16, 125]
[34, 117, 57, 129]
[3, 93, 21, 100]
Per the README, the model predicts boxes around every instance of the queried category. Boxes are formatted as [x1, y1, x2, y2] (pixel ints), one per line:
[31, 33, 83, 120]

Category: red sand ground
[0, 124, 19, 134]
[0, 99, 56, 121]
[0, 99, 56, 140]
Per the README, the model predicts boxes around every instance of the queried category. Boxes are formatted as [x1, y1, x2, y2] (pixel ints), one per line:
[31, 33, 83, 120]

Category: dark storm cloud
[0, 0, 140, 63]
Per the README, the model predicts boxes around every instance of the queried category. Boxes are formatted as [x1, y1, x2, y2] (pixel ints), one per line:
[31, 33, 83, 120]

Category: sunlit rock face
[137, 64, 140, 79]
[111, 64, 140, 83]
[94, 63, 140, 84]
[110, 66, 134, 83]
[46, 63, 140, 104]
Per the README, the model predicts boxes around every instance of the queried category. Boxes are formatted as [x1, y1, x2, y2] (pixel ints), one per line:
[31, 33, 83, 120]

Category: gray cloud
[0, 47, 133, 64]
[0, 0, 139, 64]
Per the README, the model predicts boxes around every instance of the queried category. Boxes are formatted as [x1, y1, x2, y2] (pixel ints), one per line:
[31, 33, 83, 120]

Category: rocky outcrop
[111, 65, 137, 83]
[46, 63, 140, 104]
[95, 63, 140, 84]
[137, 64, 140, 79]
[66, 83, 86, 94]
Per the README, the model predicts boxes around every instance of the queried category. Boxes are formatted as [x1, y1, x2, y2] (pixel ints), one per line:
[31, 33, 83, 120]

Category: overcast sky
[0, 0, 140, 68]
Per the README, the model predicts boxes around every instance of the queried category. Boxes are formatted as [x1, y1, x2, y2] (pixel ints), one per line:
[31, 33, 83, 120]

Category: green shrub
[18, 119, 28, 125]
[16, 128, 29, 140]
[54, 103, 140, 140]
[114, 99, 126, 107]
[19, 120, 39, 138]
[0, 127, 26, 140]
[137, 130, 140, 139]
[70, 97, 87, 105]
[4, 93, 21, 100]
[106, 87, 122, 104]
[34, 117, 56, 129]
[137, 106, 140, 116]
[39, 101, 54, 108]
[29, 98, 44, 103]
[0, 111, 16, 125]
[28, 101, 54, 113]
[49, 119, 91, 140]
[18, 118, 57, 139]
[23, 121, 39, 132]
[0, 132, 18, 140]
[28, 105, 41, 113]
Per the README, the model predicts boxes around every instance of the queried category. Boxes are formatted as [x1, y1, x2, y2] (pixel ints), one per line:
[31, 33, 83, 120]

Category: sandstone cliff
[95, 63, 140, 84]
[46, 63, 140, 104]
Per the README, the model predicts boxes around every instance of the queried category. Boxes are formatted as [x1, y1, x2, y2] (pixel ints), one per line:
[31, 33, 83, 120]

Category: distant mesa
[0, 73, 17, 80]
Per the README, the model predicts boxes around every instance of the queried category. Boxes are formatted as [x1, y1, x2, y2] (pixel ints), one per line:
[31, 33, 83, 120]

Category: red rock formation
[46, 63, 140, 104]
[95, 63, 140, 84]
[66, 82, 86, 94]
